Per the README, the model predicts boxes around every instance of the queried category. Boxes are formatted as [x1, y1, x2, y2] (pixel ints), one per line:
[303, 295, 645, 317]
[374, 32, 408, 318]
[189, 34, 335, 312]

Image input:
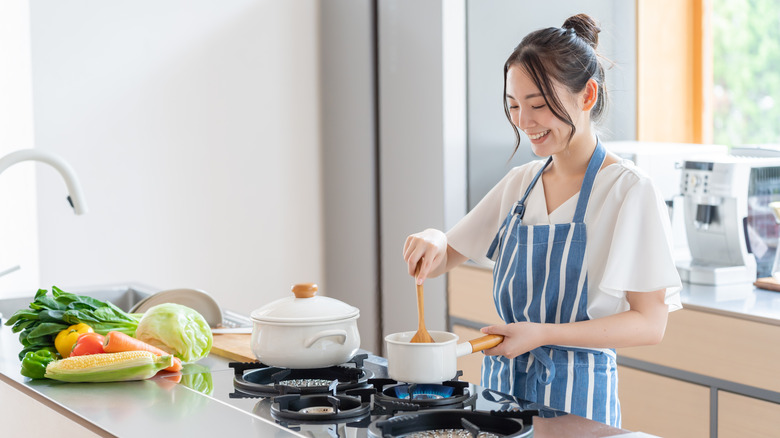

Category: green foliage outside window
[713, 0, 780, 146]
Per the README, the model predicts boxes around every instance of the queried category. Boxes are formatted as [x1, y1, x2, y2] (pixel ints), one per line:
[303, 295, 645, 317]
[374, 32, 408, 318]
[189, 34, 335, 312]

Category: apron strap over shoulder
[572, 139, 606, 223]
[486, 157, 553, 260]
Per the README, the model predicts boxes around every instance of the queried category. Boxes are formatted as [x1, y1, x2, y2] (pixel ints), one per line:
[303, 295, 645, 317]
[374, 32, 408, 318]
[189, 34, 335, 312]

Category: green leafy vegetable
[4, 286, 140, 360]
[134, 303, 213, 363]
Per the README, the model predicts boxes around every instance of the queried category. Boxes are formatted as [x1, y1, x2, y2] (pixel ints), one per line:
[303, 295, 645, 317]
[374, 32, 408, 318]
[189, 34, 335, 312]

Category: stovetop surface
[201, 353, 564, 438]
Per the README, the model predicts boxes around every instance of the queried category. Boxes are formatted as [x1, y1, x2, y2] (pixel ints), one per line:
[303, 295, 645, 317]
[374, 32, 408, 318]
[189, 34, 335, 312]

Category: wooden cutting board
[210, 334, 257, 362]
[754, 277, 780, 292]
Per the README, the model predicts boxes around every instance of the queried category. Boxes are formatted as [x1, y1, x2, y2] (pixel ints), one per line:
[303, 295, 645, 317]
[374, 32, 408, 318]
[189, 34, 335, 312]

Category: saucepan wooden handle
[468, 334, 504, 352]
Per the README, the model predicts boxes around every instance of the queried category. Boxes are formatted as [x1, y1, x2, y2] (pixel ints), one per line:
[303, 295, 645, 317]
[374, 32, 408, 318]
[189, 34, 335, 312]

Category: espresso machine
[677, 156, 780, 285]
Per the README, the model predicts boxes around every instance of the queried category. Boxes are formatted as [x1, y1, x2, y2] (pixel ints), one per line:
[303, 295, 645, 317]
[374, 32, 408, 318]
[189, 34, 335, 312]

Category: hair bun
[562, 14, 600, 49]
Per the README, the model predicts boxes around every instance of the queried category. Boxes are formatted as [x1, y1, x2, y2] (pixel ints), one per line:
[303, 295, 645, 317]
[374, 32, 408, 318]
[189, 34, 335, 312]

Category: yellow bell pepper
[55, 323, 93, 358]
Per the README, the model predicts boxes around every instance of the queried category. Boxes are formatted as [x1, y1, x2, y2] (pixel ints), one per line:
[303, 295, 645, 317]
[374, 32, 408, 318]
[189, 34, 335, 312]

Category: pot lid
[250, 283, 360, 324]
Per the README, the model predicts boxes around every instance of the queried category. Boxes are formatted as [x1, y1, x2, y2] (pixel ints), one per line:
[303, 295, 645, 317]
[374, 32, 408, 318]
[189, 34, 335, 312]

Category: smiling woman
[502, 14, 607, 156]
[465, 1, 637, 212]
[403, 13, 682, 428]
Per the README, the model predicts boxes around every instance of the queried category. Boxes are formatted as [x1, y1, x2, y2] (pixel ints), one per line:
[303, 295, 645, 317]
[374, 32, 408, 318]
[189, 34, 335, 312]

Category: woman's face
[505, 65, 589, 157]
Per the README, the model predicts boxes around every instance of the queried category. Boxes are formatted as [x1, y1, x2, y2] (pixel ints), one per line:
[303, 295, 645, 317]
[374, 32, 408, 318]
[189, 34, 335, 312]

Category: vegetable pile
[4, 286, 140, 360]
[5, 286, 214, 383]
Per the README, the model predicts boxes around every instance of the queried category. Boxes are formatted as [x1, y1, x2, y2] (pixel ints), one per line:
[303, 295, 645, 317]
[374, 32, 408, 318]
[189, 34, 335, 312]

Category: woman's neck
[549, 131, 598, 176]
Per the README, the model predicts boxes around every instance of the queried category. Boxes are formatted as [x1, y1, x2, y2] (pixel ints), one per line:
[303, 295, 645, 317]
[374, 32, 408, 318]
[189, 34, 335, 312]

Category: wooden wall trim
[636, 0, 706, 143]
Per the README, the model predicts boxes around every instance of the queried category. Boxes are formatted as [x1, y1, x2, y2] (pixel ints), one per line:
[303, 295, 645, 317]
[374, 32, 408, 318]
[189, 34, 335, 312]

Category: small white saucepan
[385, 330, 503, 383]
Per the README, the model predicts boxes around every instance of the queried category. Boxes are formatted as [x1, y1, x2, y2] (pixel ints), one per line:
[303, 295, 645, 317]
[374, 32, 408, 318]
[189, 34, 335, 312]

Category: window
[712, 0, 780, 146]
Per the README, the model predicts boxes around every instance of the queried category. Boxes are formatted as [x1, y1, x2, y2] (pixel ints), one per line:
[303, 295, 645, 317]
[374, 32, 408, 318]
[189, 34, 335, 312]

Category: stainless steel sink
[0, 284, 251, 328]
[0, 285, 154, 323]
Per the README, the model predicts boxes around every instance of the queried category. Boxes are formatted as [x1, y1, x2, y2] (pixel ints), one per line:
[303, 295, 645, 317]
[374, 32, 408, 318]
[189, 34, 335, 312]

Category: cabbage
[134, 303, 213, 363]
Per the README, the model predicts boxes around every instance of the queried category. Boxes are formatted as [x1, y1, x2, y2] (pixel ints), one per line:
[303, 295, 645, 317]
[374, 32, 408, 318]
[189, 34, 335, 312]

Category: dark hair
[504, 14, 608, 155]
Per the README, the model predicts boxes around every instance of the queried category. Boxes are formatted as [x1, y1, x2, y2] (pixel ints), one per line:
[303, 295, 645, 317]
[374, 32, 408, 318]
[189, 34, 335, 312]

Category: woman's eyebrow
[505, 93, 543, 100]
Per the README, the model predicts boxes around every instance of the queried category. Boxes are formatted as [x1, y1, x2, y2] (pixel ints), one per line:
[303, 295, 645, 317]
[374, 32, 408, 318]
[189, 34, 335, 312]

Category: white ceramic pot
[385, 330, 503, 383]
[250, 283, 360, 369]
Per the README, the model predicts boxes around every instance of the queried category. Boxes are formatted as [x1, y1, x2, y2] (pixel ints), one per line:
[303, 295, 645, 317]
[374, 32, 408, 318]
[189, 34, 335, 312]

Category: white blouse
[447, 158, 683, 320]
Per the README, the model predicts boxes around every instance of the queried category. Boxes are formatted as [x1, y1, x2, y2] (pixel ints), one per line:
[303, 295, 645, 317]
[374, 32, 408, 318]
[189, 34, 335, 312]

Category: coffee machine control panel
[681, 161, 715, 197]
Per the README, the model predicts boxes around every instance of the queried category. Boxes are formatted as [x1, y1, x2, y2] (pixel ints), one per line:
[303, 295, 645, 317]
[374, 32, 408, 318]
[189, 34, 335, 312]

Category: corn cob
[44, 351, 173, 382]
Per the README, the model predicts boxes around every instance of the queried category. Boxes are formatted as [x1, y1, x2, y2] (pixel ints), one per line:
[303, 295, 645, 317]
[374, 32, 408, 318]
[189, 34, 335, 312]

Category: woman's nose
[517, 109, 534, 130]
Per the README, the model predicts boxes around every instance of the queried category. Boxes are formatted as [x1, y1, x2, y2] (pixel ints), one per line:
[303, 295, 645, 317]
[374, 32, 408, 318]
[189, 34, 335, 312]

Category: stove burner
[299, 406, 336, 414]
[368, 409, 536, 438]
[392, 383, 455, 400]
[279, 379, 334, 388]
[229, 354, 372, 397]
[402, 430, 499, 438]
[270, 388, 373, 423]
[370, 378, 476, 415]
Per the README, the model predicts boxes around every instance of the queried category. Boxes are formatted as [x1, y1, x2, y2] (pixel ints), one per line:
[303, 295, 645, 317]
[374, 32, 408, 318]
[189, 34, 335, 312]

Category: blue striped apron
[482, 140, 620, 427]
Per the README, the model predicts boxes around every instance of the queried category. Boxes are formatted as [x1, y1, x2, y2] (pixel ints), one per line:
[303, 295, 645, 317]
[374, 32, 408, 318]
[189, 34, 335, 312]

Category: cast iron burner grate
[370, 374, 477, 415]
[229, 354, 372, 398]
[270, 383, 374, 423]
[367, 409, 537, 438]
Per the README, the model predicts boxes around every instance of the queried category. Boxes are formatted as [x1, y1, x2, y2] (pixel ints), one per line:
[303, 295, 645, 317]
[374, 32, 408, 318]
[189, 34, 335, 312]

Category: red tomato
[70, 332, 106, 357]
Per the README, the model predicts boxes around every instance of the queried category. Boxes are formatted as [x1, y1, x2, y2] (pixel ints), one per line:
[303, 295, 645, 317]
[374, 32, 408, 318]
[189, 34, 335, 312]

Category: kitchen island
[0, 289, 632, 438]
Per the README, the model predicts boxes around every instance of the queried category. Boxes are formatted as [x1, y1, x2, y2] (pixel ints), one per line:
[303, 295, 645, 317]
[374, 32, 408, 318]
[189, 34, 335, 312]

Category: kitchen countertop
[0, 294, 631, 438]
[14, 275, 777, 438]
[0, 329, 293, 436]
[464, 261, 780, 325]
[2, 277, 776, 437]
[679, 281, 780, 325]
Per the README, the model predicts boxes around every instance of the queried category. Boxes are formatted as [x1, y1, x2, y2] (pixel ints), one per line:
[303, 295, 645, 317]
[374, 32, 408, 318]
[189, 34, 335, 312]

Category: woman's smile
[526, 129, 551, 142]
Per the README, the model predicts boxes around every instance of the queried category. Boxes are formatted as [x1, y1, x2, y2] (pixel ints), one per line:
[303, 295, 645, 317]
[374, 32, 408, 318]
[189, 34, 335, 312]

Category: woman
[402, 14, 682, 427]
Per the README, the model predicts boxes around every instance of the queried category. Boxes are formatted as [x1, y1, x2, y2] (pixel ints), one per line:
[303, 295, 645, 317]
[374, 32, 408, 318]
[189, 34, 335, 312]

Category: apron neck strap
[572, 138, 606, 223]
[518, 156, 553, 207]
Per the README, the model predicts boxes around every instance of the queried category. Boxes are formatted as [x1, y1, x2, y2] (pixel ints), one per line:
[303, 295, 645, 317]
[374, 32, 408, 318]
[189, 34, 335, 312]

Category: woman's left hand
[480, 322, 547, 359]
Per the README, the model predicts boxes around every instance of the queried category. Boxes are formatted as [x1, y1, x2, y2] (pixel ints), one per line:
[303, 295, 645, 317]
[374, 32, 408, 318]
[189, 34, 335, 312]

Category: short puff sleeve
[598, 176, 683, 311]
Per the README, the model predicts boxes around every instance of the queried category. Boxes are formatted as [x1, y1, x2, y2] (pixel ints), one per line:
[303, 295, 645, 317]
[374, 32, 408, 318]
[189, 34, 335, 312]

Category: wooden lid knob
[291, 283, 318, 298]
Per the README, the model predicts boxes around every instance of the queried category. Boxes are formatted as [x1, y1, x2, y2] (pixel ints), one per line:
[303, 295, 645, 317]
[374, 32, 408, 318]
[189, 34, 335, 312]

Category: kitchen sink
[0, 284, 153, 320]
[0, 285, 251, 328]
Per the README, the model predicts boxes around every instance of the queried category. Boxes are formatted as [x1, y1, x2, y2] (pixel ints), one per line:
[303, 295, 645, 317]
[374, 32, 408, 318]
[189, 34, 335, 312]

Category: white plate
[130, 288, 223, 327]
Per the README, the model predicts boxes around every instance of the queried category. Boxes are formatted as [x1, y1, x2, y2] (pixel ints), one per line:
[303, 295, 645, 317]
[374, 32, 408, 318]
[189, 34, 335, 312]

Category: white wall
[28, 0, 323, 313]
[0, 0, 40, 297]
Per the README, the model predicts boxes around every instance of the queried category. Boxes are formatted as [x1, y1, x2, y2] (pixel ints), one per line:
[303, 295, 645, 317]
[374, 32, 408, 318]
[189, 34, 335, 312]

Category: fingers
[402, 229, 447, 283]
[415, 251, 442, 285]
[482, 345, 501, 356]
[402, 240, 434, 281]
[480, 325, 513, 357]
[480, 325, 504, 335]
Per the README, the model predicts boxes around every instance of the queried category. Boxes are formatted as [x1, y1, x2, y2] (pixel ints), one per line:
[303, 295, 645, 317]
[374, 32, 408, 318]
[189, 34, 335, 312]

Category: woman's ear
[582, 79, 598, 112]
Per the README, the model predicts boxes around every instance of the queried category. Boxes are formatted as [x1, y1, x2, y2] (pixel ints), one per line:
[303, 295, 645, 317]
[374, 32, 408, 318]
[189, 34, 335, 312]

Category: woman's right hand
[403, 228, 448, 284]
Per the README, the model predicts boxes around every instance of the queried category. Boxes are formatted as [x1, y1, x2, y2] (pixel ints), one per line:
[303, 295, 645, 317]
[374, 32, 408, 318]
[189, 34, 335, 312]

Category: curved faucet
[0, 149, 88, 214]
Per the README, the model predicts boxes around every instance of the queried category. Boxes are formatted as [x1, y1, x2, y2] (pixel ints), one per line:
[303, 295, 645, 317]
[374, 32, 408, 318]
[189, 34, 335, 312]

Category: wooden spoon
[410, 260, 435, 343]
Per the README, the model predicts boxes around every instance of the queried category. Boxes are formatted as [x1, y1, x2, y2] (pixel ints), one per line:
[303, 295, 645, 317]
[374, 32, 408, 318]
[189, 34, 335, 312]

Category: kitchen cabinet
[448, 264, 501, 385]
[617, 366, 709, 438]
[447, 264, 780, 437]
[718, 391, 780, 438]
[0, 379, 101, 437]
[618, 308, 780, 392]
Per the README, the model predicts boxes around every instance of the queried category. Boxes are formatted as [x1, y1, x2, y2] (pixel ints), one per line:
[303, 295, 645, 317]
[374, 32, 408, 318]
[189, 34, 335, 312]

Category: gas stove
[207, 353, 562, 438]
